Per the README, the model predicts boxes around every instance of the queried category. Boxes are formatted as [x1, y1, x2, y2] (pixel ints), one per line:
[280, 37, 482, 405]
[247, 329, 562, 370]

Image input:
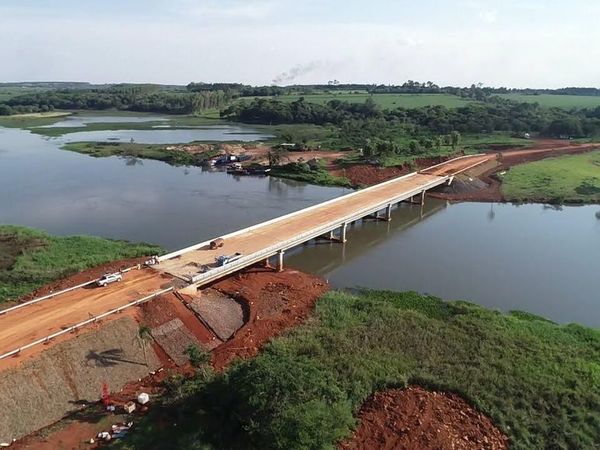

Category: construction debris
[137, 392, 150, 405]
[123, 401, 136, 414]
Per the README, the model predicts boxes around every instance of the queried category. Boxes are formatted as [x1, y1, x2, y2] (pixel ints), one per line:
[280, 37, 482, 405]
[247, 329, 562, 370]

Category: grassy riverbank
[501, 150, 600, 203]
[62, 141, 220, 166]
[0, 111, 72, 128]
[270, 160, 352, 188]
[0, 225, 162, 303]
[115, 289, 600, 450]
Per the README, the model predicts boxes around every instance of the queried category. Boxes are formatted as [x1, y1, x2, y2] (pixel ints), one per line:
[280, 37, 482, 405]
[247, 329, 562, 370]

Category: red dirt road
[0, 268, 173, 369]
[431, 141, 600, 202]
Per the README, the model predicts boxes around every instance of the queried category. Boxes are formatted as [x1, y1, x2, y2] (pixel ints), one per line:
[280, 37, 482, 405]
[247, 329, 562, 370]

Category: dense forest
[0, 84, 230, 115]
[222, 96, 600, 141]
[3, 80, 600, 116]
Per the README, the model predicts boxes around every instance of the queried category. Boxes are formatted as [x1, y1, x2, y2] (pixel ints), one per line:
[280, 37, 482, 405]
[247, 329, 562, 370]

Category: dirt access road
[431, 141, 600, 202]
[0, 268, 172, 368]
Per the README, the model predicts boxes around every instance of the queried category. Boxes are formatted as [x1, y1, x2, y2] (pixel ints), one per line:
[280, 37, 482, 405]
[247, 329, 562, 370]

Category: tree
[450, 131, 461, 150]
[185, 344, 210, 368]
[268, 147, 288, 167]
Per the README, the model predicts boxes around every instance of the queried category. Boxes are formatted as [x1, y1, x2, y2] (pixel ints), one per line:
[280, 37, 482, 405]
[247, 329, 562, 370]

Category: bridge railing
[0, 287, 174, 361]
[0, 265, 141, 316]
[189, 175, 450, 285]
[160, 153, 485, 264]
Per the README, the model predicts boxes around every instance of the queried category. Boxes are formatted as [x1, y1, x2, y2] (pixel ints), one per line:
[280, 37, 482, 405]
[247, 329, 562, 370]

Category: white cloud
[173, 0, 280, 21]
[478, 9, 498, 23]
[1, 3, 599, 88]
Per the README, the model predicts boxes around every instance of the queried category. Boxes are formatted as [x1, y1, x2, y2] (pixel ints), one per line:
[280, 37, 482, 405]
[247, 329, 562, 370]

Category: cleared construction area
[0, 154, 492, 364]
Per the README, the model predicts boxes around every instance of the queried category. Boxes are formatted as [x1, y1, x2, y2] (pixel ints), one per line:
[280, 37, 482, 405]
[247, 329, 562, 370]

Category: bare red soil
[209, 267, 329, 370]
[341, 165, 410, 186]
[339, 387, 508, 450]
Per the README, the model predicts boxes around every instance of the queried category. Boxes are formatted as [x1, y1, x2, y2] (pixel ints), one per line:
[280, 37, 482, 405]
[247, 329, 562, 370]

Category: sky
[1, 0, 599, 88]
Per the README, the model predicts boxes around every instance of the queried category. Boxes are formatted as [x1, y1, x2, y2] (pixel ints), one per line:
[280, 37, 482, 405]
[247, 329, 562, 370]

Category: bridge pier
[340, 222, 348, 243]
[319, 223, 348, 243]
[403, 190, 427, 206]
[368, 204, 393, 222]
[276, 250, 285, 272]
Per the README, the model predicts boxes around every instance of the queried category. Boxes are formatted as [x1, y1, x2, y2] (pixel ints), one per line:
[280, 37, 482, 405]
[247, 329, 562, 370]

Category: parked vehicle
[97, 272, 123, 287]
[215, 252, 243, 267]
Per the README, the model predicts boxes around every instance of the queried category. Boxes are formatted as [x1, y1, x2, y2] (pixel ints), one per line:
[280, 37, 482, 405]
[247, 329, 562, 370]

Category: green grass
[0, 86, 49, 102]
[270, 160, 352, 188]
[239, 93, 475, 109]
[0, 225, 163, 303]
[114, 289, 600, 450]
[501, 150, 600, 203]
[461, 132, 533, 150]
[62, 141, 220, 166]
[496, 93, 600, 109]
[0, 111, 73, 128]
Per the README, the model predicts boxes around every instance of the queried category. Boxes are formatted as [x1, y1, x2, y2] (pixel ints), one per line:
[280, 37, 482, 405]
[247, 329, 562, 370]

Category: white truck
[96, 272, 123, 287]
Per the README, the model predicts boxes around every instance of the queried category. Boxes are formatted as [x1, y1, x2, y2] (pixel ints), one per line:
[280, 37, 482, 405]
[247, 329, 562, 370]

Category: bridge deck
[159, 173, 444, 282]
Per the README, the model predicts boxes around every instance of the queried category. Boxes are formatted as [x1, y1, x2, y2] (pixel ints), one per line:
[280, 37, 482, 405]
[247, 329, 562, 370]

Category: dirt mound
[209, 268, 328, 370]
[339, 387, 508, 450]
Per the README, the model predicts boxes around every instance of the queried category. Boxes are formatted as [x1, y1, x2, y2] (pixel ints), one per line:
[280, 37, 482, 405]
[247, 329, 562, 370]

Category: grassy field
[239, 93, 474, 109]
[114, 289, 600, 450]
[496, 93, 600, 109]
[0, 87, 48, 102]
[0, 225, 162, 303]
[501, 150, 600, 202]
[270, 160, 352, 188]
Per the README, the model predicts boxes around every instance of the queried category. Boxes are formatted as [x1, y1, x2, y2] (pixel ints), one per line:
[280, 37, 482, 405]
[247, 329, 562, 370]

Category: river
[1, 115, 599, 326]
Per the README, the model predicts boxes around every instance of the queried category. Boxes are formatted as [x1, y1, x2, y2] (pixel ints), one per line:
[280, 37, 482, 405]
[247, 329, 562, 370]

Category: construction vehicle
[215, 252, 243, 267]
[210, 238, 225, 249]
[97, 272, 123, 287]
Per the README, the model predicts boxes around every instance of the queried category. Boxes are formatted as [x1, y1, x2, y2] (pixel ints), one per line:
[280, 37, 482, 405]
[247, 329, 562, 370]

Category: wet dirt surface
[339, 387, 509, 450]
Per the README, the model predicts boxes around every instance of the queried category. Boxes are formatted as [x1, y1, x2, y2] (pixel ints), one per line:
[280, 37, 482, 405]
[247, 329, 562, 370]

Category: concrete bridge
[0, 153, 492, 361]
[156, 154, 490, 286]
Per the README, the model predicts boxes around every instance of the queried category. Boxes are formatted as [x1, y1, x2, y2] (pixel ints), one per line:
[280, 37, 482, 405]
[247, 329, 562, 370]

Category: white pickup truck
[96, 272, 123, 287]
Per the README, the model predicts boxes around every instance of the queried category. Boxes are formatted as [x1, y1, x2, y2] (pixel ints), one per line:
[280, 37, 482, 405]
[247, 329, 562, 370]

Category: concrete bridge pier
[403, 190, 427, 206]
[321, 223, 348, 243]
[385, 203, 393, 221]
[369, 204, 393, 222]
[276, 250, 285, 272]
[340, 222, 348, 243]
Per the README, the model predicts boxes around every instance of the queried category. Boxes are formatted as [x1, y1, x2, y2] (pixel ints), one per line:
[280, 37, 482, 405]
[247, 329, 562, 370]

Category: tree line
[0, 86, 231, 115]
[222, 96, 600, 137]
